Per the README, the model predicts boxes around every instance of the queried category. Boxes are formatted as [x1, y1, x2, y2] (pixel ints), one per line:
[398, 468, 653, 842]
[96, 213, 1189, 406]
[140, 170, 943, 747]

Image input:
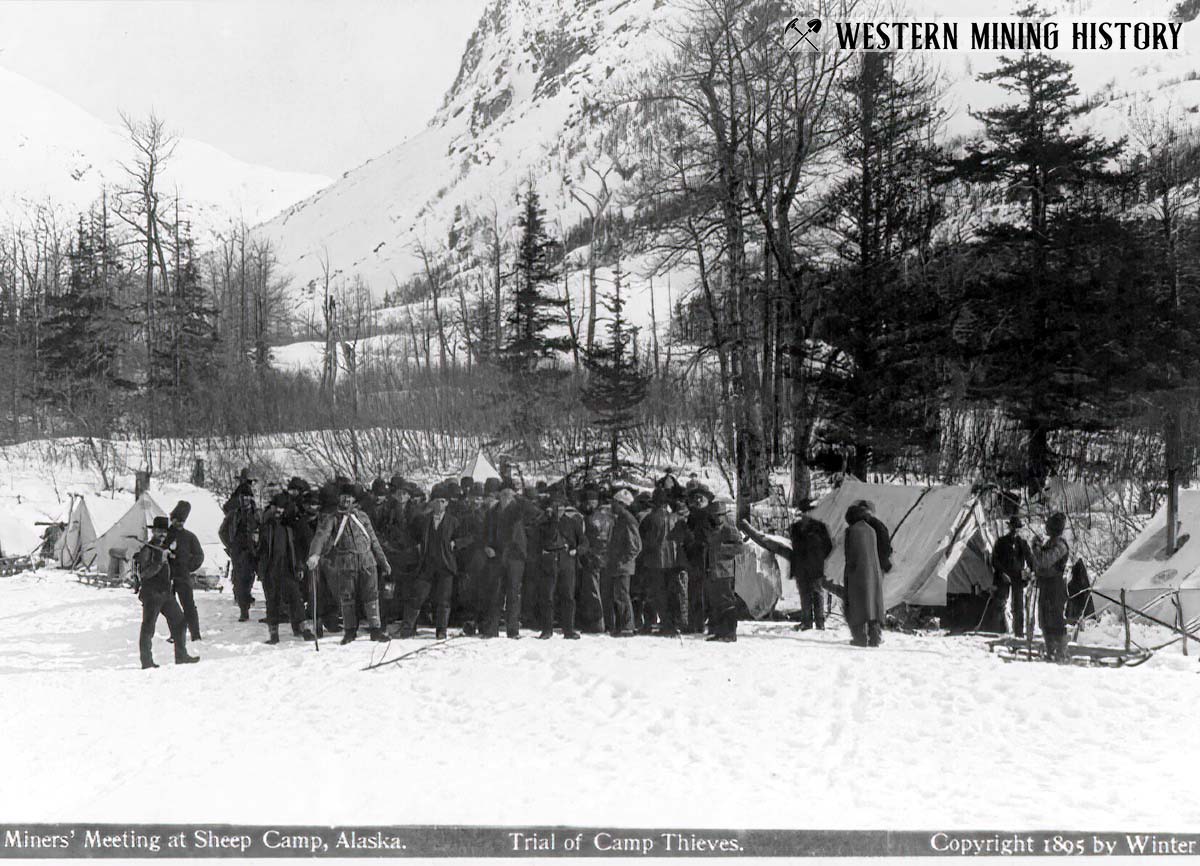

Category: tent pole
[1093, 587, 1200, 647]
[1178, 592, 1187, 657]
[1121, 589, 1130, 652]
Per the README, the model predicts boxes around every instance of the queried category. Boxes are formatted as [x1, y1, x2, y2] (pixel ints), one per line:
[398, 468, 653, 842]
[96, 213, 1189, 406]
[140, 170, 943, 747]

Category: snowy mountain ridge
[0, 66, 330, 237]
[261, 0, 1200, 373]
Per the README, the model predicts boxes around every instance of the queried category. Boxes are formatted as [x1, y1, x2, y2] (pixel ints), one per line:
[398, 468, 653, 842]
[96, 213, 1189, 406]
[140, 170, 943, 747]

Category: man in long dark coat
[639, 488, 687, 635]
[533, 491, 588, 640]
[260, 492, 317, 644]
[481, 482, 542, 639]
[219, 481, 260, 622]
[991, 517, 1031, 635]
[702, 500, 744, 643]
[602, 488, 642, 637]
[844, 503, 885, 647]
[578, 486, 612, 633]
[1026, 512, 1071, 663]
[400, 484, 465, 639]
[166, 501, 205, 642]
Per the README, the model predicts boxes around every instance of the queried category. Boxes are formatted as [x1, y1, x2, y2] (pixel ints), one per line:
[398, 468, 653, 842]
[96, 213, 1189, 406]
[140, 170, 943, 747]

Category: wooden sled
[988, 636, 1152, 668]
[75, 570, 129, 589]
[0, 555, 32, 576]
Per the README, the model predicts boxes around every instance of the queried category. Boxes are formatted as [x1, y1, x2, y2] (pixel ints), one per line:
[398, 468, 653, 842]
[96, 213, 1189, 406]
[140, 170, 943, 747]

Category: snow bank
[0, 570, 1197, 830]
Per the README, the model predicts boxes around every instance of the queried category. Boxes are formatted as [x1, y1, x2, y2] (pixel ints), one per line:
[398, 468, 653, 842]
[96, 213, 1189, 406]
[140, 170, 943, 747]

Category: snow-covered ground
[1, 569, 1197, 829]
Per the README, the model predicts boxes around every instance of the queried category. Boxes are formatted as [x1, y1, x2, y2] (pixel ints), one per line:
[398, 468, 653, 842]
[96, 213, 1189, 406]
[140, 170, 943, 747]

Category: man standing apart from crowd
[307, 483, 393, 644]
[166, 501, 205, 642]
[136, 516, 200, 669]
[843, 502, 885, 647]
[400, 483, 463, 639]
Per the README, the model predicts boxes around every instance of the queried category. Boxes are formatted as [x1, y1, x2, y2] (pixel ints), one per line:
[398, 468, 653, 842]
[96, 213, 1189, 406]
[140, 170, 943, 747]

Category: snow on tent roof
[460, 450, 500, 484]
[1092, 490, 1200, 626]
[808, 480, 992, 608]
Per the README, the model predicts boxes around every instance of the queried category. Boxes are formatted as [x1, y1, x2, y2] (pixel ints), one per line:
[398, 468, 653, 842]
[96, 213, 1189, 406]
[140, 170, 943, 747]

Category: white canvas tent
[460, 450, 500, 484]
[55, 492, 166, 572]
[151, 483, 230, 577]
[808, 480, 995, 608]
[735, 547, 782, 618]
[1092, 490, 1200, 626]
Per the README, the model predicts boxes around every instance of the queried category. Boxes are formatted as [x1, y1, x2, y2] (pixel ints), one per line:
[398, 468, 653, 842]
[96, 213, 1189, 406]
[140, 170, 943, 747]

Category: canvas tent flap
[85, 492, 167, 574]
[809, 481, 983, 609]
[1093, 490, 1200, 624]
[56, 493, 136, 569]
[735, 548, 781, 618]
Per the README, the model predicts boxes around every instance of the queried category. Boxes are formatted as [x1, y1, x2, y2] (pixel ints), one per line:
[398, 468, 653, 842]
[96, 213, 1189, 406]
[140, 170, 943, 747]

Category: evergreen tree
[949, 43, 1125, 490]
[819, 52, 948, 479]
[41, 210, 129, 421]
[583, 259, 649, 475]
[503, 186, 569, 373]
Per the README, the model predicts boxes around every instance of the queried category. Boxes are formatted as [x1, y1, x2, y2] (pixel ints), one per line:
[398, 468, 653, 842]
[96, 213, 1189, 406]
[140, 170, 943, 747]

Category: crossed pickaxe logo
[784, 17, 823, 50]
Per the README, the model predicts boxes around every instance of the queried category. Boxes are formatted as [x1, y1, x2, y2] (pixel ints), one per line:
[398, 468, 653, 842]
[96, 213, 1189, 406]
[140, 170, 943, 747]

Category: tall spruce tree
[41, 211, 128, 421]
[820, 52, 948, 479]
[583, 259, 648, 475]
[950, 44, 1125, 490]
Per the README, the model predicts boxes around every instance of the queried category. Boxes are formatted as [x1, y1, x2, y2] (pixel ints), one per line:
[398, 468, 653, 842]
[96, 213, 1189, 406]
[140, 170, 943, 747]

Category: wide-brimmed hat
[149, 516, 169, 531]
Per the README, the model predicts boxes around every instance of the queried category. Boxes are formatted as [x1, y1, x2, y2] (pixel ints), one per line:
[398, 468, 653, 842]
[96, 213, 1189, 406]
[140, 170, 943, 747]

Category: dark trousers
[1037, 578, 1067, 639]
[139, 589, 189, 666]
[600, 571, 634, 634]
[521, 557, 540, 627]
[539, 549, 578, 635]
[1011, 579, 1027, 637]
[686, 567, 706, 633]
[483, 557, 524, 637]
[380, 550, 408, 624]
[797, 574, 824, 629]
[266, 568, 308, 629]
[230, 550, 257, 611]
[327, 552, 381, 632]
[704, 575, 739, 638]
[173, 579, 201, 639]
[308, 563, 340, 627]
[577, 558, 604, 631]
[630, 570, 647, 630]
[405, 565, 454, 631]
[642, 566, 687, 631]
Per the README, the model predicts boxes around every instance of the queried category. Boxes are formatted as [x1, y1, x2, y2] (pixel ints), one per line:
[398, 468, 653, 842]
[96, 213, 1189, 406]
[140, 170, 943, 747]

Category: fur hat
[483, 477, 502, 495]
[287, 476, 310, 495]
[170, 501, 191, 523]
[389, 474, 406, 492]
[271, 491, 291, 510]
[339, 482, 357, 498]
[371, 477, 389, 496]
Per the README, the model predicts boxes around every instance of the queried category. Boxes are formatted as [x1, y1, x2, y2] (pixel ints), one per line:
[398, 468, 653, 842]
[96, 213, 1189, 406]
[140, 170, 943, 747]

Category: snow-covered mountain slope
[0, 66, 330, 235]
[262, 0, 1200, 343]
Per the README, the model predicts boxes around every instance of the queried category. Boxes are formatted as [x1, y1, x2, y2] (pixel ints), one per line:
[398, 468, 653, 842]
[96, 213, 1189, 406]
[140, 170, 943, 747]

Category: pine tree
[583, 259, 649, 475]
[503, 186, 569, 374]
[41, 210, 128, 421]
[820, 52, 948, 479]
[950, 42, 1125, 491]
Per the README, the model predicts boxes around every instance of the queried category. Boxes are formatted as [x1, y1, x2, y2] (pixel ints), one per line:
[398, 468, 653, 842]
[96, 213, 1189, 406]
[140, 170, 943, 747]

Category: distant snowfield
[0, 570, 1197, 830]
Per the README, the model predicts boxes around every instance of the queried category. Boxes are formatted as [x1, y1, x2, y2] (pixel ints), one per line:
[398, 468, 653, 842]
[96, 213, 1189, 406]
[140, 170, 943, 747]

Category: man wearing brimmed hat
[638, 487, 687, 636]
[577, 486, 611, 633]
[479, 481, 542, 639]
[741, 497, 832, 631]
[674, 486, 716, 633]
[166, 501, 206, 642]
[260, 492, 317, 644]
[307, 482, 393, 644]
[219, 480, 261, 621]
[398, 482, 465, 639]
[135, 516, 199, 669]
[991, 516, 1032, 636]
[602, 487, 642, 636]
[450, 481, 486, 636]
[701, 500, 744, 642]
[532, 490, 588, 639]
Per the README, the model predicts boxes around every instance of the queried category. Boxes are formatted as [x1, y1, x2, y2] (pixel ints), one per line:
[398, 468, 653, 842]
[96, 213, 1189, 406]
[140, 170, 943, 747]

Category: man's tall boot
[265, 623, 280, 645]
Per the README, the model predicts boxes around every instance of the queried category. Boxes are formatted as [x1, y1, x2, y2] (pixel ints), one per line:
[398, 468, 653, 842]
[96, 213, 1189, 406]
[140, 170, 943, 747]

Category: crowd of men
[133, 463, 1080, 667]
[135, 469, 748, 667]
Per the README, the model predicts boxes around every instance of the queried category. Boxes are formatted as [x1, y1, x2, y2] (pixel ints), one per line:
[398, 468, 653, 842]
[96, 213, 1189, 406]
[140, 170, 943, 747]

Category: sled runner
[987, 635, 1152, 667]
[0, 555, 32, 576]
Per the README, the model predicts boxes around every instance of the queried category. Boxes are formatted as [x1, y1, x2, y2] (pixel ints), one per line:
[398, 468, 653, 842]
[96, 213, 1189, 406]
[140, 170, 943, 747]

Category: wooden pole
[1167, 468, 1179, 556]
[1121, 588, 1131, 652]
[1026, 585, 1035, 659]
[1178, 591, 1188, 657]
